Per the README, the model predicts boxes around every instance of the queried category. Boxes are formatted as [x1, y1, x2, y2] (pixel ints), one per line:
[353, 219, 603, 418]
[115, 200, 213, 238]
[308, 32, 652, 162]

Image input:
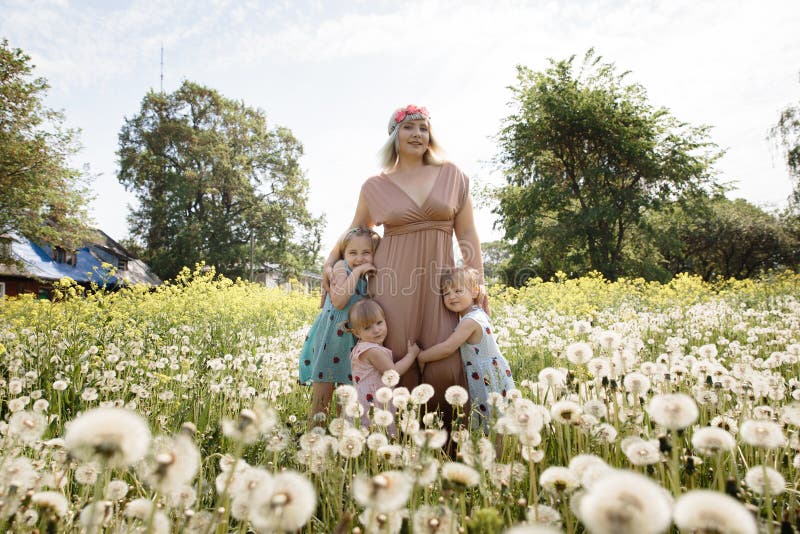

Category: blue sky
[2, 0, 799, 255]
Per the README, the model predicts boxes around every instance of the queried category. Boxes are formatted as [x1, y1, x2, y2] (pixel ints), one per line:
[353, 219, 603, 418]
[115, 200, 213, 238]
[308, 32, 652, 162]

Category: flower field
[1, 266, 800, 533]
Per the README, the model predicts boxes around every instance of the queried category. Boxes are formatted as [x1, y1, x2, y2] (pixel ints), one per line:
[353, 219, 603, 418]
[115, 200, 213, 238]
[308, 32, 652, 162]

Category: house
[0, 229, 161, 299]
[255, 262, 321, 292]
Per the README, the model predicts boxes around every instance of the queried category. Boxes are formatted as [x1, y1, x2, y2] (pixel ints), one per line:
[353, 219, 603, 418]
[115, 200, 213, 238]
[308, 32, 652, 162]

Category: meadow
[1, 265, 799, 533]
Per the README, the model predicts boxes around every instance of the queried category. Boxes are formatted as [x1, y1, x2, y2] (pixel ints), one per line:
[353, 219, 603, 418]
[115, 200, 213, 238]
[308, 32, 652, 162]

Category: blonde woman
[322, 104, 486, 429]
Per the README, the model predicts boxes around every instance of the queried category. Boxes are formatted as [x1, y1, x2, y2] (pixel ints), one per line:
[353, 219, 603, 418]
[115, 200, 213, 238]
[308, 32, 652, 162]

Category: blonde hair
[440, 267, 485, 305]
[378, 116, 445, 171]
[346, 299, 385, 336]
[338, 226, 381, 257]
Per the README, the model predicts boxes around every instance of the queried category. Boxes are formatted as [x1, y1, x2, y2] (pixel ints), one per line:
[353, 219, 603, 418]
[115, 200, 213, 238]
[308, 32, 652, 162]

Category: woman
[322, 104, 486, 427]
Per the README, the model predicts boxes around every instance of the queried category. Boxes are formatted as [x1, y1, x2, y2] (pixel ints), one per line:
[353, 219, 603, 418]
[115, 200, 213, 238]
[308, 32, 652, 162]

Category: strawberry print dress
[459, 306, 515, 431]
[298, 262, 368, 385]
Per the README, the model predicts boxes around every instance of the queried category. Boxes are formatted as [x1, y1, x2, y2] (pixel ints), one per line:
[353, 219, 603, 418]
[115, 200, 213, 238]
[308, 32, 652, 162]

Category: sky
[2, 0, 799, 257]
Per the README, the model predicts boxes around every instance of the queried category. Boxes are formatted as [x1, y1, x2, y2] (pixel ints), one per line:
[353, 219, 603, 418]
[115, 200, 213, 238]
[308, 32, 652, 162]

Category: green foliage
[117, 81, 323, 281]
[645, 195, 799, 280]
[0, 39, 91, 249]
[770, 78, 800, 206]
[494, 49, 722, 283]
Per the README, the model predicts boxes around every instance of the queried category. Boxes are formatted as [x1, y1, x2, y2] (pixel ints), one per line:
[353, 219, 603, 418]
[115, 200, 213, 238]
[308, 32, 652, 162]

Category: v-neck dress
[360, 161, 471, 422]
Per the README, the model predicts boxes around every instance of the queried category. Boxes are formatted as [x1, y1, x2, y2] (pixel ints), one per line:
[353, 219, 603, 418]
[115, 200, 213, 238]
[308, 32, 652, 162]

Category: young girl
[299, 227, 379, 421]
[418, 267, 515, 431]
[346, 299, 420, 429]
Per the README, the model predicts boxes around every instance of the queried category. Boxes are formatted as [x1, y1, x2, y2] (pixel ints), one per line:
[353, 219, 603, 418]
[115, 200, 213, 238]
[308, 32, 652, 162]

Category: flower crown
[387, 104, 430, 135]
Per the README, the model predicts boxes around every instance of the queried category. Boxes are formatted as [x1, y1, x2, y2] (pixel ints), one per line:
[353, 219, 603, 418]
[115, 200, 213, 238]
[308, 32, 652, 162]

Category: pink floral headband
[387, 104, 430, 135]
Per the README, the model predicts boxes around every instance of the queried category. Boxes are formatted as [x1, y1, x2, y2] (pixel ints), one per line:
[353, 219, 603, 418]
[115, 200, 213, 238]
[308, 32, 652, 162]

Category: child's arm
[329, 260, 375, 310]
[419, 319, 482, 364]
[365, 341, 420, 377]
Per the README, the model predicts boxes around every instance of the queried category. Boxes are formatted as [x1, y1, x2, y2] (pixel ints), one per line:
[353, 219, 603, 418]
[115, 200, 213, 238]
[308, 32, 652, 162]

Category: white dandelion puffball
[30, 491, 69, 517]
[578, 469, 672, 534]
[441, 461, 480, 489]
[539, 466, 580, 495]
[140, 433, 201, 493]
[7, 410, 48, 444]
[352, 470, 413, 513]
[566, 342, 594, 365]
[444, 385, 468, 407]
[646, 393, 698, 430]
[248, 470, 316, 532]
[744, 465, 785, 495]
[691, 426, 736, 456]
[674, 490, 757, 534]
[65, 408, 151, 468]
[739, 419, 787, 449]
[381, 369, 400, 387]
[411, 383, 435, 404]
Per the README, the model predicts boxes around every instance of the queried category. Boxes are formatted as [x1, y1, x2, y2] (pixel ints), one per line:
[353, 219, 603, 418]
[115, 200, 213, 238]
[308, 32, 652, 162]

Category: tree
[770, 78, 800, 206]
[0, 39, 90, 251]
[118, 81, 323, 280]
[646, 195, 798, 280]
[494, 49, 722, 282]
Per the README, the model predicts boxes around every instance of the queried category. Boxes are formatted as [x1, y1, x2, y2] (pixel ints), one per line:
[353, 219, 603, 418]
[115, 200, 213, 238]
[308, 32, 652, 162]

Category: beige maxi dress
[360, 161, 471, 423]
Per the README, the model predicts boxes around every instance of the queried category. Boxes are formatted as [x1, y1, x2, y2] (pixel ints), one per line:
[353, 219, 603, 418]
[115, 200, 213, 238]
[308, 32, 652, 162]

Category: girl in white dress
[418, 267, 515, 431]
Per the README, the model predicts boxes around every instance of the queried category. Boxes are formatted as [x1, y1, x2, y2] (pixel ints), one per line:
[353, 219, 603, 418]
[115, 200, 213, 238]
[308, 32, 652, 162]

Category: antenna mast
[160, 43, 164, 92]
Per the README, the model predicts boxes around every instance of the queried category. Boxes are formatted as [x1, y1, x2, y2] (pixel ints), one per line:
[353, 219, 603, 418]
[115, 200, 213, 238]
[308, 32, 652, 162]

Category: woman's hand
[479, 292, 491, 316]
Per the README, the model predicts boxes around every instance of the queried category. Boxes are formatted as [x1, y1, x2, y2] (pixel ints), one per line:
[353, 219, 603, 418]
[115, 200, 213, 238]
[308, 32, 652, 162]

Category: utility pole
[160, 43, 164, 92]
[249, 230, 255, 282]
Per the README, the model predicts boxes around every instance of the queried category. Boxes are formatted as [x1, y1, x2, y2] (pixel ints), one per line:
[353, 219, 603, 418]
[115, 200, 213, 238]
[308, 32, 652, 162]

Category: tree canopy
[770, 78, 800, 206]
[0, 39, 90, 250]
[494, 50, 722, 282]
[117, 81, 322, 280]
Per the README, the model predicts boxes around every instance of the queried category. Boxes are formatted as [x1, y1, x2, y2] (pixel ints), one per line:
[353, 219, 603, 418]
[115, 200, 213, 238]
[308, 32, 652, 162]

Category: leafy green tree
[0, 39, 90, 250]
[118, 81, 323, 280]
[770, 79, 800, 206]
[494, 49, 722, 282]
[646, 195, 798, 280]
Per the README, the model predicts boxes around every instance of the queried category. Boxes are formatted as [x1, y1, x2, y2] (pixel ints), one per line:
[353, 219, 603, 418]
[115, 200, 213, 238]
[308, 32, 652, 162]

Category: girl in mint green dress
[299, 227, 378, 420]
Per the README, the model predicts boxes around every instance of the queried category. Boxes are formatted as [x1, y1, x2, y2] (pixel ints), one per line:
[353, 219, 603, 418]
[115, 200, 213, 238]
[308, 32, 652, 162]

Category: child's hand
[355, 262, 376, 276]
[407, 340, 420, 359]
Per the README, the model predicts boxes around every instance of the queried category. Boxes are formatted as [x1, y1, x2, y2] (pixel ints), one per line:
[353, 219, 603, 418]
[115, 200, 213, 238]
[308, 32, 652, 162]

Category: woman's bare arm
[454, 195, 489, 314]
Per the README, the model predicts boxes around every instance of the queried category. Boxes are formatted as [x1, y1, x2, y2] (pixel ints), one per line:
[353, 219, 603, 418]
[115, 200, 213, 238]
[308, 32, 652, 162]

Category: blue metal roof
[12, 237, 119, 286]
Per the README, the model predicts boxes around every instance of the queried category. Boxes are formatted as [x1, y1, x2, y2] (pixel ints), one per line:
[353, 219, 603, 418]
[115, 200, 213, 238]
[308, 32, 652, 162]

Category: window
[53, 247, 77, 266]
[118, 258, 128, 271]
[0, 282, 5, 299]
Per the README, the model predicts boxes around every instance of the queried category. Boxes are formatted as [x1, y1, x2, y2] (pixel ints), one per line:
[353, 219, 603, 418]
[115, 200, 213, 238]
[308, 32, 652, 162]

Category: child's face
[344, 235, 373, 268]
[353, 313, 387, 345]
[442, 281, 477, 314]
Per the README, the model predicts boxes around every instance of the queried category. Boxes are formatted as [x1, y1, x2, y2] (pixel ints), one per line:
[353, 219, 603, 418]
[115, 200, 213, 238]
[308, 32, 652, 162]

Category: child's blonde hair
[338, 226, 381, 257]
[345, 299, 385, 336]
[440, 267, 485, 304]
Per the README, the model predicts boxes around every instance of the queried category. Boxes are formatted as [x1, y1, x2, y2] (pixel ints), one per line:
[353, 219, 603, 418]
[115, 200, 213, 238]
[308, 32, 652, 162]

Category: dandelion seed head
[381, 369, 400, 387]
[30, 491, 68, 517]
[411, 384, 435, 405]
[540, 466, 580, 495]
[566, 342, 594, 365]
[352, 470, 412, 513]
[65, 407, 151, 468]
[674, 490, 756, 534]
[105, 479, 129, 501]
[578, 469, 671, 534]
[248, 471, 316, 533]
[646, 393, 698, 430]
[691, 426, 736, 456]
[441, 462, 480, 489]
[740, 419, 786, 449]
[444, 385, 468, 407]
[744, 465, 785, 495]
